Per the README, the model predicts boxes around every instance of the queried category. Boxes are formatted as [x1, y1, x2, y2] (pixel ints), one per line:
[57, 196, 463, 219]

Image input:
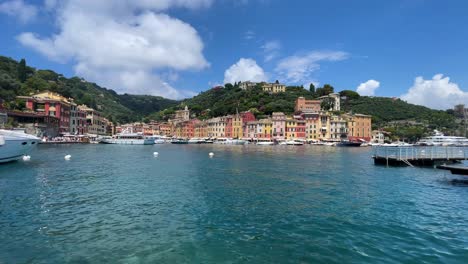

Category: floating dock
[372, 146, 468, 166]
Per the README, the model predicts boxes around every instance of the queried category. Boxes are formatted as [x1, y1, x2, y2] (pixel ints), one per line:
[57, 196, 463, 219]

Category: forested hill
[340, 96, 456, 129]
[0, 56, 177, 123]
[151, 83, 457, 132]
[149, 84, 321, 120]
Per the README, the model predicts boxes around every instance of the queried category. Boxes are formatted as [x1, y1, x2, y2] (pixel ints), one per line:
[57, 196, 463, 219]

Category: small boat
[0, 129, 40, 163]
[214, 138, 247, 145]
[256, 141, 275, 145]
[171, 138, 189, 144]
[188, 138, 203, 144]
[336, 140, 362, 147]
[437, 164, 468, 175]
[147, 135, 166, 144]
[285, 140, 304, 146]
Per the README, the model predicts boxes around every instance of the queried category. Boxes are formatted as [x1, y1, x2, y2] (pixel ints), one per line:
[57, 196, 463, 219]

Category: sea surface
[1, 144, 468, 263]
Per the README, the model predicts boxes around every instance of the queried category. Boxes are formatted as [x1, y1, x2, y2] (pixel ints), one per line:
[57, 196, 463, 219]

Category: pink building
[272, 112, 286, 139]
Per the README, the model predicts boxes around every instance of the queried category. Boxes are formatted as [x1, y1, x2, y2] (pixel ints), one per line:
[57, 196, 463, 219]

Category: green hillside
[0, 56, 177, 123]
[341, 96, 456, 129]
[148, 84, 317, 120]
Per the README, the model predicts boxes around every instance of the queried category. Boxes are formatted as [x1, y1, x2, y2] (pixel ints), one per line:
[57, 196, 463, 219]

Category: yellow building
[194, 122, 208, 138]
[262, 82, 286, 93]
[232, 114, 243, 139]
[260, 119, 273, 138]
[303, 112, 321, 140]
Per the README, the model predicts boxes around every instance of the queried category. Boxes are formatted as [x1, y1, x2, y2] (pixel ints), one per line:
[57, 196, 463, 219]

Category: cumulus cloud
[275, 50, 349, 84]
[224, 58, 267, 84]
[16, 0, 211, 99]
[0, 0, 38, 23]
[356, 79, 380, 96]
[401, 74, 468, 110]
[261, 40, 281, 62]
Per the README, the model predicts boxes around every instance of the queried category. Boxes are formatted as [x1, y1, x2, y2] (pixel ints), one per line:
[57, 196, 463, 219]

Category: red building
[225, 116, 233, 138]
[240, 111, 256, 138]
[19, 91, 71, 135]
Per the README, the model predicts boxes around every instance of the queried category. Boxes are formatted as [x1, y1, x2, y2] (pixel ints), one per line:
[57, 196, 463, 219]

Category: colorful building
[272, 112, 286, 139]
[78, 104, 107, 135]
[303, 112, 321, 140]
[330, 115, 348, 140]
[345, 114, 372, 141]
[232, 113, 243, 139]
[285, 118, 306, 139]
[70, 102, 87, 135]
[295, 97, 321, 113]
[19, 91, 71, 134]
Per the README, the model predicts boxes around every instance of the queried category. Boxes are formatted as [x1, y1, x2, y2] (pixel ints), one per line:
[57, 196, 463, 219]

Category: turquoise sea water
[1, 144, 468, 263]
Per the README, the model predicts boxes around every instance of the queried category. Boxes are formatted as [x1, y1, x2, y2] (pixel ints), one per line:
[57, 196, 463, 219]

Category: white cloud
[224, 58, 267, 84]
[261, 40, 281, 62]
[244, 30, 255, 40]
[16, 0, 211, 99]
[401, 74, 468, 110]
[0, 0, 38, 23]
[356, 79, 380, 96]
[275, 50, 349, 84]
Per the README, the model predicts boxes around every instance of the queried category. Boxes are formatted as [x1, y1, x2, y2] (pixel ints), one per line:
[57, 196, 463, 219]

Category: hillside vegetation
[0, 56, 177, 123]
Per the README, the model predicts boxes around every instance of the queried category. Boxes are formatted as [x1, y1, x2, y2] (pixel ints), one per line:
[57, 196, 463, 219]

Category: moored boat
[285, 140, 304, 146]
[336, 140, 362, 147]
[171, 138, 189, 144]
[101, 128, 154, 145]
[0, 129, 40, 163]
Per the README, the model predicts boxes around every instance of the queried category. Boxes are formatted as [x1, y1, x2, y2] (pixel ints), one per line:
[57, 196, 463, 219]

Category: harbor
[2, 144, 468, 263]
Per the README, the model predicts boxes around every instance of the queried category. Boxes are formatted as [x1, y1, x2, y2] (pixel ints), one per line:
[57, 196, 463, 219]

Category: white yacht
[101, 128, 154, 145]
[214, 138, 248, 145]
[285, 140, 305, 146]
[256, 141, 275, 145]
[416, 130, 468, 146]
[0, 129, 40, 163]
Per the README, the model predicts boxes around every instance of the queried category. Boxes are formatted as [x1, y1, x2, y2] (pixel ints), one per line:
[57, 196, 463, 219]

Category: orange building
[295, 97, 321, 113]
[345, 114, 372, 141]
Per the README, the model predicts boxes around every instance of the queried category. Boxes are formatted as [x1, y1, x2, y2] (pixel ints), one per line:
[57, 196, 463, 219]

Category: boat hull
[0, 131, 40, 163]
[101, 139, 154, 145]
[336, 142, 362, 147]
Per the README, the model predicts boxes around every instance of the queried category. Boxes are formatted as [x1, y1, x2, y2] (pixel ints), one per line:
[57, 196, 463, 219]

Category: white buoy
[153, 152, 159, 157]
[209, 152, 214, 158]
[22, 155, 31, 161]
[64, 154, 71, 160]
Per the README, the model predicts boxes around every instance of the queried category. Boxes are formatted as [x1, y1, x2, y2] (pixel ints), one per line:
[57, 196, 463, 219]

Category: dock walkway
[372, 146, 468, 166]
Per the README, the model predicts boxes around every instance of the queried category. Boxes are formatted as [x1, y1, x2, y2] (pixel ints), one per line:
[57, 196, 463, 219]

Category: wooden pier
[372, 146, 468, 166]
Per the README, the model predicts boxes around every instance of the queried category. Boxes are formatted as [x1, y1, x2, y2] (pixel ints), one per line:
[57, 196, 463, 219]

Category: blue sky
[0, 0, 467, 109]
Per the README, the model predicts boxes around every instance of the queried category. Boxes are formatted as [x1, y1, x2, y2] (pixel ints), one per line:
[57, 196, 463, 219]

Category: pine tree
[309, 83, 315, 93]
[18, 58, 27, 82]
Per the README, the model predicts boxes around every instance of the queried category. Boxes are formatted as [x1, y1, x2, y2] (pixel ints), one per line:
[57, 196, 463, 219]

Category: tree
[17, 59, 27, 82]
[224, 83, 234, 90]
[322, 84, 334, 94]
[339, 90, 360, 99]
[309, 83, 315, 94]
[320, 97, 335, 111]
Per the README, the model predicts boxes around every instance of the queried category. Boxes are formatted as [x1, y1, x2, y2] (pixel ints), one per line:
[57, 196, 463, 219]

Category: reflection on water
[1, 144, 468, 263]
